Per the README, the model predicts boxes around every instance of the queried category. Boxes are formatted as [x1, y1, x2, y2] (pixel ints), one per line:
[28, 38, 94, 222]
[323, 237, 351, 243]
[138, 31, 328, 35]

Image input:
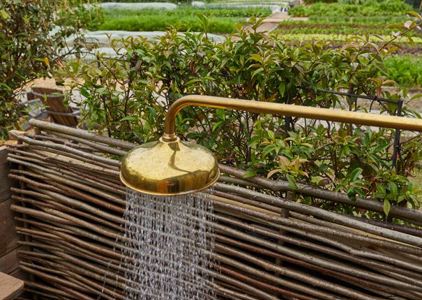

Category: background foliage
[57, 20, 422, 215]
[0, 0, 100, 139]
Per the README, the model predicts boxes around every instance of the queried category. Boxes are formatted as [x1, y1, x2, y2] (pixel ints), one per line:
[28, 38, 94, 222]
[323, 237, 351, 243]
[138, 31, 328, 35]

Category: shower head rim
[120, 136, 220, 195]
[119, 170, 220, 196]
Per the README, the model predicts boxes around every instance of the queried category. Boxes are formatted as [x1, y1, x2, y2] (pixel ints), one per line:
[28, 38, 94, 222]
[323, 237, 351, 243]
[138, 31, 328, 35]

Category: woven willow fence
[7, 120, 422, 300]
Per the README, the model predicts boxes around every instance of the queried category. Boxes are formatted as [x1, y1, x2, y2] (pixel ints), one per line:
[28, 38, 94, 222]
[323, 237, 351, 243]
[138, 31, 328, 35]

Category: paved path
[257, 12, 308, 33]
[0, 272, 24, 300]
[256, 12, 288, 32]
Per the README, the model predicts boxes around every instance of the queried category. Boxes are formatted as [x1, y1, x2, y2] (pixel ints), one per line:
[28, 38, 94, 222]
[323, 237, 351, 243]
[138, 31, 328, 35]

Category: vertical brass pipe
[162, 95, 422, 141]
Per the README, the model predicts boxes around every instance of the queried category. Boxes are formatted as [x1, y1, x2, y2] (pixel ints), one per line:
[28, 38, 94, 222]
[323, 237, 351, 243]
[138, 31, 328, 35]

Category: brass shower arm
[121, 95, 422, 195]
[162, 95, 422, 141]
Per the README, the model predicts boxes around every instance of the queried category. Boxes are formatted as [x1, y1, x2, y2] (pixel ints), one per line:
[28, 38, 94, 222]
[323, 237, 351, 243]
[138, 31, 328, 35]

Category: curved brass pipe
[121, 95, 422, 195]
[162, 95, 422, 141]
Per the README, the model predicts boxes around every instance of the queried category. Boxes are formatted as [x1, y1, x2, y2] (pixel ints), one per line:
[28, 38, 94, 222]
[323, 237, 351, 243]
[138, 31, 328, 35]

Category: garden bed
[277, 20, 415, 36]
[279, 0, 422, 86]
[289, 0, 412, 18]
[282, 0, 417, 37]
[276, 33, 422, 44]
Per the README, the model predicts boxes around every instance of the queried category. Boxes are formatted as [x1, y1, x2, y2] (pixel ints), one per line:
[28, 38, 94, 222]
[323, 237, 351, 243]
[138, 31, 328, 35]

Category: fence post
[276, 191, 295, 268]
[391, 99, 403, 170]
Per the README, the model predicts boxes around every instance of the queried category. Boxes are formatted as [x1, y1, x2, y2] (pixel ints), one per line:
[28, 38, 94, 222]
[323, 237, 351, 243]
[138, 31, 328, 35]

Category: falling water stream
[121, 190, 215, 300]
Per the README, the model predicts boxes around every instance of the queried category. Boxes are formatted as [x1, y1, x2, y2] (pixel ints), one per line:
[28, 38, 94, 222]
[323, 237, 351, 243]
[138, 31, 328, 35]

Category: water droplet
[121, 190, 215, 299]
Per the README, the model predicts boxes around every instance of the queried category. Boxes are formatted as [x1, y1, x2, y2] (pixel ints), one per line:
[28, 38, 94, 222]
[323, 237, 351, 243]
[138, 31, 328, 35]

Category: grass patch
[96, 7, 271, 33]
[99, 15, 242, 33]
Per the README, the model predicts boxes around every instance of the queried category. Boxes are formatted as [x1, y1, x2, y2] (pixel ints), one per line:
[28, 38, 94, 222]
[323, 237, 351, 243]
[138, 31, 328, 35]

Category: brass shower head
[120, 136, 219, 196]
[120, 95, 422, 195]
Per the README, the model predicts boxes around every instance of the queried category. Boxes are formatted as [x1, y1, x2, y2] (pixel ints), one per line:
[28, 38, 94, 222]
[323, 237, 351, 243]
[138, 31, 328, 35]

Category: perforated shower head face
[120, 137, 220, 195]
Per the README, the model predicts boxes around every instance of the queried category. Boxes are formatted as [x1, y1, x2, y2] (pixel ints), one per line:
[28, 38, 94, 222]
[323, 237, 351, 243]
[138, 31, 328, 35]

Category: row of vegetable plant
[285, 0, 419, 41]
[277, 21, 416, 36]
[104, 7, 272, 18]
[289, 0, 414, 17]
[275, 33, 422, 44]
[307, 15, 409, 24]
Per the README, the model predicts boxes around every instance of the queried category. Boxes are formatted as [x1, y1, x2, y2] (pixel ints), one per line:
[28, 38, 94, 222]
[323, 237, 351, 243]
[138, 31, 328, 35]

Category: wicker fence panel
[7, 120, 422, 300]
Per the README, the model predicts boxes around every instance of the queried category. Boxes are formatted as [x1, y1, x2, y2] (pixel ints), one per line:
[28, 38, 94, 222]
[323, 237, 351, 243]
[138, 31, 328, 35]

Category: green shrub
[56, 24, 422, 214]
[0, 0, 97, 139]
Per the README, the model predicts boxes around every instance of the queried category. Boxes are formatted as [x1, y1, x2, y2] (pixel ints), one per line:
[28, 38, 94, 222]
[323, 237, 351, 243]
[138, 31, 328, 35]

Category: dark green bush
[56, 24, 422, 214]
